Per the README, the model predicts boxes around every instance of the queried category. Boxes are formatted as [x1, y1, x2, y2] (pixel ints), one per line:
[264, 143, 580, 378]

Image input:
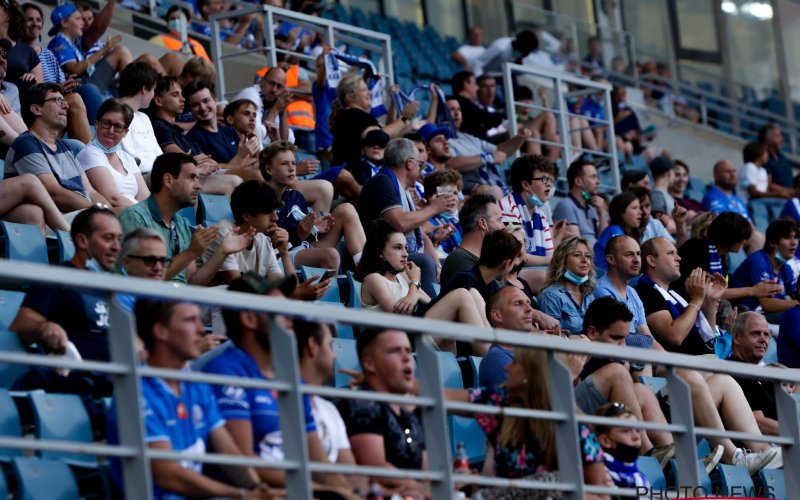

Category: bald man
[702, 159, 765, 252]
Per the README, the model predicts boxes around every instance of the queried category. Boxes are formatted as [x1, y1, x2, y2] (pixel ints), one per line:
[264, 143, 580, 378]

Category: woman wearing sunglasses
[77, 98, 149, 209]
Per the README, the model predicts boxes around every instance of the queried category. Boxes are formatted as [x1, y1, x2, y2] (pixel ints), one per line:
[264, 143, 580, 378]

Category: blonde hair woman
[538, 236, 596, 334]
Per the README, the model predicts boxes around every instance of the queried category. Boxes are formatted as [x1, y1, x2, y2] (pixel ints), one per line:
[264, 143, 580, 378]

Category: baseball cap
[363, 129, 389, 148]
[49, 4, 78, 37]
[418, 123, 452, 144]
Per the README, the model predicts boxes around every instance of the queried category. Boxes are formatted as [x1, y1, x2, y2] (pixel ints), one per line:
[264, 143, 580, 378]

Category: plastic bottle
[453, 441, 470, 473]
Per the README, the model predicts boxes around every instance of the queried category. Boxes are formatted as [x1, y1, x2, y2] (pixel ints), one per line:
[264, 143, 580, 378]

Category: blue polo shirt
[108, 371, 224, 500]
[593, 275, 646, 333]
[479, 344, 514, 388]
[778, 305, 800, 368]
[730, 249, 791, 310]
[702, 186, 751, 220]
[539, 282, 595, 334]
[201, 345, 316, 461]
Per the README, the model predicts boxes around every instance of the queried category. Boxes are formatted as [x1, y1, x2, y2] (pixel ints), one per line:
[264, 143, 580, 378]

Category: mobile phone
[316, 269, 336, 283]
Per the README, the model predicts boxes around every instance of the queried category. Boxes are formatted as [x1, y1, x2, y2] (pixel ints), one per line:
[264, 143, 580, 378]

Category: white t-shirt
[233, 84, 295, 147]
[311, 396, 350, 463]
[120, 110, 162, 174]
[738, 161, 769, 198]
[201, 221, 283, 285]
[456, 44, 485, 72]
[76, 144, 141, 203]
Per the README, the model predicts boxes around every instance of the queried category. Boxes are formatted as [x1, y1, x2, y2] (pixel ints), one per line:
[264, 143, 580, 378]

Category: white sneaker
[732, 447, 783, 474]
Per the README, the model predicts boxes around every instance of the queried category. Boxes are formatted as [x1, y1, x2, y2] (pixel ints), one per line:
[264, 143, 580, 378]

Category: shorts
[288, 241, 313, 266]
[312, 166, 342, 184]
[574, 375, 608, 415]
[86, 59, 115, 93]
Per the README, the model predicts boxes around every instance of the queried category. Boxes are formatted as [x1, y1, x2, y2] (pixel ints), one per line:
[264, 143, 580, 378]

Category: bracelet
[239, 487, 248, 499]
[687, 303, 700, 312]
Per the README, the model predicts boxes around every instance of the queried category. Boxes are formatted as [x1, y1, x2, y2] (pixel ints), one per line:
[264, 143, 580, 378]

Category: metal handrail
[0, 260, 797, 499]
[503, 62, 621, 193]
[209, 3, 394, 100]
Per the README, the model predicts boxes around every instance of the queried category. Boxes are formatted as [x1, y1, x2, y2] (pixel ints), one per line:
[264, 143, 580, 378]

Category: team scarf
[324, 48, 388, 118]
[390, 84, 456, 136]
[638, 274, 717, 345]
[708, 243, 723, 276]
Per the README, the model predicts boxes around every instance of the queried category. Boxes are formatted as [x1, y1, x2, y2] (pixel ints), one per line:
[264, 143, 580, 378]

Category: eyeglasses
[531, 176, 554, 186]
[126, 255, 171, 267]
[602, 402, 630, 417]
[98, 119, 126, 133]
[42, 96, 67, 107]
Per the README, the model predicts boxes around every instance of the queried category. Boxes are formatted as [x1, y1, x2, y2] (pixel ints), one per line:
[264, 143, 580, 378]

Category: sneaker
[701, 444, 724, 473]
[732, 447, 783, 474]
[649, 443, 676, 469]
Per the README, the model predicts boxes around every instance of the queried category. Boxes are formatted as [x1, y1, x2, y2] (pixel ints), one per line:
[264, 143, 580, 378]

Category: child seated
[594, 402, 650, 494]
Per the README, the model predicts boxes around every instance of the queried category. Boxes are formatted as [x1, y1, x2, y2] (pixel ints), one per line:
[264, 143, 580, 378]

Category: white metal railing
[208, 3, 393, 100]
[503, 62, 621, 194]
[0, 261, 796, 498]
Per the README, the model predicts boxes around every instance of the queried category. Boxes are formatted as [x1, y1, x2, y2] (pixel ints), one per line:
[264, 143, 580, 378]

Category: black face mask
[382, 258, 404, 275]
[510, 261, 525, 275]
[605, 442, 640, 463]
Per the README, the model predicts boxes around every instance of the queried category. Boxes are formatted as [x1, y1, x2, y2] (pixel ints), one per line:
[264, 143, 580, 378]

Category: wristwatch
[409, 280, 422, 290]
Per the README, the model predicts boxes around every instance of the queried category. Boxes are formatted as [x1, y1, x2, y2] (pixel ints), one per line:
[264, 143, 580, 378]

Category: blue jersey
[730, 249, 790, 310]
[593, 275, 647, 333]
[201, 345, 316, 461]
[108, 371, 224, 500]
[702, 186, 750, 220]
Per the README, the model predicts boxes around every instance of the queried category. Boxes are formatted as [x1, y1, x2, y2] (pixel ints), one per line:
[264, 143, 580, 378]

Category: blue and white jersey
[702, 186, 750, 220]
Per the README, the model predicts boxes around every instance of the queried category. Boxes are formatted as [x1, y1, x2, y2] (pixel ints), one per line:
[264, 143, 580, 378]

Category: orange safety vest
[155, 35, 211, 62]
[256, 64, 315, 131]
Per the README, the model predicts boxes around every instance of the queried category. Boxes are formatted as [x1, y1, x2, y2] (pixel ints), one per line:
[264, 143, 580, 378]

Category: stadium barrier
[0, 261, 797, 498]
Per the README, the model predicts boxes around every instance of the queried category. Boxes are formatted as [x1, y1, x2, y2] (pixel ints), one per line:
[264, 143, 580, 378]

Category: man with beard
[235, 67, 295, 145]
[553, 158, 609, 246]
[119, 152, 254, 285]
[594, 235, 650, 336]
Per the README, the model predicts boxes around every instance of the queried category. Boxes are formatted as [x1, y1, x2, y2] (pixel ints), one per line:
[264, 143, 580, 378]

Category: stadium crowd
[0, 0, 799, 498]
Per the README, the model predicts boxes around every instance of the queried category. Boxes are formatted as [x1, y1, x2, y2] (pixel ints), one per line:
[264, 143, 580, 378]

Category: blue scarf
[325, 48, 388, 118]
[708, 243, 723, 276]
[391, 84, 456, 136]
[638, 274, 717, 345]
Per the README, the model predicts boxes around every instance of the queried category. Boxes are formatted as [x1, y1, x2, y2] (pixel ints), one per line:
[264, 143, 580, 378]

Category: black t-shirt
[6, 43, 39, 92]
[20, 262, 110, 361]
[336, 384, 425, 470]
[331, 108, 379, 166]
[440, 265, 498, 301]
[440, 247, 479, 288]
[456, 95, 504, 141]
[635, 280, 714, 356]
[356, 172, 402, 231]
[152, 117, 202, 155]
[728, 354, 777, 420]
[579, 356, 618, 381]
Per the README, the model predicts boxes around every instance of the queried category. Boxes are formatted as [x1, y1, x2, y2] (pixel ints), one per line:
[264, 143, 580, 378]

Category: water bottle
[453, 441, 470, 473]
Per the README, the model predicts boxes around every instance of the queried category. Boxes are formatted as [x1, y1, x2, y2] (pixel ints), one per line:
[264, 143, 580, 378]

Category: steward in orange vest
[256, 64, 315, 131]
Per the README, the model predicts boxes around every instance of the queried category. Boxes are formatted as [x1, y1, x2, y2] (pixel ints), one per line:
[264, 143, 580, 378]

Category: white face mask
[168, 19, 181, 33]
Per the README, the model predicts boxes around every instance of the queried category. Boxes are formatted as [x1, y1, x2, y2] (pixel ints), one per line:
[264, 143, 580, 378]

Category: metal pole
[268, 316, 312, 499]
[553, 74, 574, 171]
[108, 295, 152, 500]
[547, 351, 583, 499]
[771, 0, 797, 155]
[775, 382, 800, 493]
[503, 62, 519, 161]
[666, 367, 700, 487]
[210, 14, 225, 99]
[601, 83, 620, 192]
[266, 8, 278, 69]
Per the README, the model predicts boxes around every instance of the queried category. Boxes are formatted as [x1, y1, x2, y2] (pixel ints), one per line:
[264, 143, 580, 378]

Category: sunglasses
[126, 255, 171, 267]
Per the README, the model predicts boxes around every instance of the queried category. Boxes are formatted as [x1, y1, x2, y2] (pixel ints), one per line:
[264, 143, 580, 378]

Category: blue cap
[49, 4, 78, 37]
[417, 123, 451, 144]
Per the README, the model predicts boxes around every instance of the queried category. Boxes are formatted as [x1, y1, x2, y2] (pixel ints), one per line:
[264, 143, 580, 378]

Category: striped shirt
[498, 192, 553, 256]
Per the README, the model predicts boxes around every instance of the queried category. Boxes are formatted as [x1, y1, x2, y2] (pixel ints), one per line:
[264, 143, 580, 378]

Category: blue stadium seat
[715, 463, 755, 496]
[0, 469, 6, 498]
[177, 205, 197, 226]
[0, 388, 22, 461]
[436, 352, 462, 389]
[312, 301, 353, 340]
[0, 290, 24, 331]
[192, 339, 234, 371]
[450, 415, 486, 465]
[668, 458, 712, 493]
[54, 229, 75, 262]
[332, 338, 359, 388]
[13, 456, 80, 500]
[757, 468, 786, 500]
[197, 194, 233, 226]
[0, 331, 28, 388]
[467, 356, 482, 388]
[639, 376, 667, 395]
[636, 455, 666, 490]
[300, 266, 340, 303]
[0, 222, 48, 264]
[763, 336, 778, 364]
[346, 271, 361, 309]
[28, 392, 96, 467]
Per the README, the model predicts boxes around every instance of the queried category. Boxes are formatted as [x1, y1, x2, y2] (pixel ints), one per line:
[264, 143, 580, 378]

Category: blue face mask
[85, 257, 104, 273]
[439, 211, 458, 222]
[91, 136, 121, 154]
[564, 269, 589, 285]
[527, 193, 545, 208]
[775, 251, 789, 265]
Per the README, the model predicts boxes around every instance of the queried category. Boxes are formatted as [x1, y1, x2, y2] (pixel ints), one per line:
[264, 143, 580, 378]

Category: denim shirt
[538, 281, 594, 334]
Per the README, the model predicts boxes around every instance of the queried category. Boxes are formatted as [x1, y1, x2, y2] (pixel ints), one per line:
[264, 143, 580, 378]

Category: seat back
[300, 266, 340, 303]
[636, 455, 666, 490]
[0, 222, 48, 264]
[197, 194, 233, 226]
[716, 463, 755, 496]
[191, 340, 234, 371]
[54, 230, 75, 262]
[177, 205, 197, 226]
[28, 392, 95, 466]
[0, 290, 24, 331]
[435, 352, 463, 389]
[0, 331, 28, 388]
[347, 271, 362, 309]
[668, 458, 712, 494]
[0, 389, 22, 460]
[13, 456, 80, 500]
[757, 468, 786, 500]
[332, 338, 360, 388]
